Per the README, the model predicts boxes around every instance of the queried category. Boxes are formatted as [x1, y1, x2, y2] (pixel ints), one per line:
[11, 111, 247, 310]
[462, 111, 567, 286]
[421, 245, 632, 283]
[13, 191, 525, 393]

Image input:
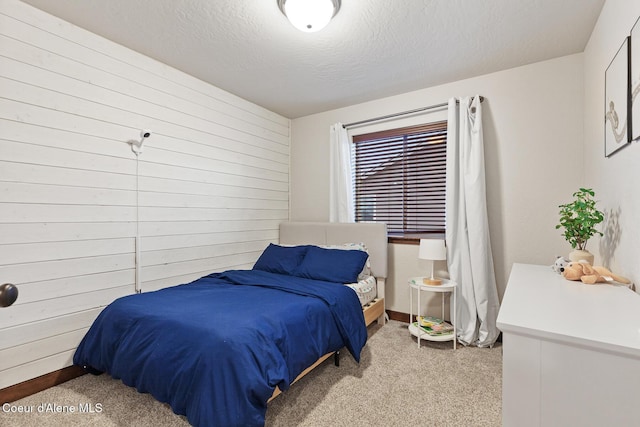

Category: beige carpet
[1, 321, 502, 426]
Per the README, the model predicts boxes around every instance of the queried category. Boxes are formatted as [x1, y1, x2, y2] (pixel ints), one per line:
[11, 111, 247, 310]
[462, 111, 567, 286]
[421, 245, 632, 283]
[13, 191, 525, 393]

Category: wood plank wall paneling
[0, 0, 290, 390]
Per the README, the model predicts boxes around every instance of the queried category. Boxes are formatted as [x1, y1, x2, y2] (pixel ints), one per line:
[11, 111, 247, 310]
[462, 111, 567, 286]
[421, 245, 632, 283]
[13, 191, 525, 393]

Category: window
[352, 121, 447, 238]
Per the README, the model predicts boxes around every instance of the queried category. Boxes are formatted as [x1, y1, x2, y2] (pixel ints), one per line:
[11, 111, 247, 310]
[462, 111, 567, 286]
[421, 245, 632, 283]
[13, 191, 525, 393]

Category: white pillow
[345, 275, 377, 306]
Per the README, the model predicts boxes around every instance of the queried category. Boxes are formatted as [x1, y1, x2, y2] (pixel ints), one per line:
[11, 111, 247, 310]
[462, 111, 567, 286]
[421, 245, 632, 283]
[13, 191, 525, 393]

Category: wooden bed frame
[270, 221, 388, 400]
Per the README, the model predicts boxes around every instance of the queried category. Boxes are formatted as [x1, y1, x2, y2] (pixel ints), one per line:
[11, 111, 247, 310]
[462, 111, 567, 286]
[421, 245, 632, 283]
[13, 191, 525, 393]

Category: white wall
[0, 0, 289, 389]
[291, 54, 585, 314]
[583, 0, 640, 285]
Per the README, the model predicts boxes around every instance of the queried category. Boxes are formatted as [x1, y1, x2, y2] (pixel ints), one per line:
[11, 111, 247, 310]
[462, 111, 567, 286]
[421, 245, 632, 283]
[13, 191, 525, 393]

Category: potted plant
[556, 187, 604, 264]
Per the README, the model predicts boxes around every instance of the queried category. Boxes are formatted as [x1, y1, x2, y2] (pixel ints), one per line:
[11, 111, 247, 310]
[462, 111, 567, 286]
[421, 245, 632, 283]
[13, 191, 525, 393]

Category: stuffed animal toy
[562, 261, 631, 285]
[552, 256, 569, 274]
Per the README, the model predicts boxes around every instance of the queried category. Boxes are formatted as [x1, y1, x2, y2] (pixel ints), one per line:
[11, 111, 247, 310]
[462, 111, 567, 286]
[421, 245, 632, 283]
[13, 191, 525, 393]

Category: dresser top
[497, 263, 640, 357]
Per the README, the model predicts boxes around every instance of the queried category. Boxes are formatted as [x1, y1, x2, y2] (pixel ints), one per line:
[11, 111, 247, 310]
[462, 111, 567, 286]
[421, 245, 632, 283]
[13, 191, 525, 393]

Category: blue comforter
[73, 269, 367, 426]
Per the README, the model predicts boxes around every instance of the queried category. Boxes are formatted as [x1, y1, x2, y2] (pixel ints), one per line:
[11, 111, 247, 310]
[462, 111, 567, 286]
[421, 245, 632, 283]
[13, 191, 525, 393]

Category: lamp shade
[418, 239, 446, 261]
[279, 0, 340, 33]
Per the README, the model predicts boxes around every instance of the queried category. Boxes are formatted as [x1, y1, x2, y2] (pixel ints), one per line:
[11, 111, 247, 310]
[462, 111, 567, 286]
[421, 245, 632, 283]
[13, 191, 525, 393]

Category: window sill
[388, 233, 445, 245]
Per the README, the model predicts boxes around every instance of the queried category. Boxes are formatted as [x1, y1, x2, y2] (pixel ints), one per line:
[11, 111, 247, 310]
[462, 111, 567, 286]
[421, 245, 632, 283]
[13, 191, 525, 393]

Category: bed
[73, 221, 387, 427]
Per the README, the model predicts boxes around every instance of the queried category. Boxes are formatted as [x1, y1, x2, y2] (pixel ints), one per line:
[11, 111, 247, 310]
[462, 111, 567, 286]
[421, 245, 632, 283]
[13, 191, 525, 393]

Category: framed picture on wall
[604, 37, 631, 157]
[631, 16, 640, 141]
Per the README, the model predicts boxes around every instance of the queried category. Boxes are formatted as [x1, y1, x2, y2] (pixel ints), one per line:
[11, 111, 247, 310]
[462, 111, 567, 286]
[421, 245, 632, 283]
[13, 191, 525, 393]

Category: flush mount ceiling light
[277, 0, 341, 33]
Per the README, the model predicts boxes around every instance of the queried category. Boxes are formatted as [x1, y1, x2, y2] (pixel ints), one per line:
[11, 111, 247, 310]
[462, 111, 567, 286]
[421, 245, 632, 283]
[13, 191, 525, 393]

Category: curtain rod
[342, 95, 484, 129]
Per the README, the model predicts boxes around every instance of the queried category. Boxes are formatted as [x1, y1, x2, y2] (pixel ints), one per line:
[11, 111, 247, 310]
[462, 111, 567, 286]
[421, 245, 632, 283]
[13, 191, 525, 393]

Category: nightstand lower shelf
[408, 323, 455, 342]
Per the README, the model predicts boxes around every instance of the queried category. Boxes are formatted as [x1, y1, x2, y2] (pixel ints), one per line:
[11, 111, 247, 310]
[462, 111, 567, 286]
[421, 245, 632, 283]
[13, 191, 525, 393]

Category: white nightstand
[408, 277, 457, 349]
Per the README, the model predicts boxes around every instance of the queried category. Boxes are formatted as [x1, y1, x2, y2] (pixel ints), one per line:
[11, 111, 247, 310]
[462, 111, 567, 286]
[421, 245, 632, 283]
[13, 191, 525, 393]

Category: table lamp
[419, 239, 446, 285]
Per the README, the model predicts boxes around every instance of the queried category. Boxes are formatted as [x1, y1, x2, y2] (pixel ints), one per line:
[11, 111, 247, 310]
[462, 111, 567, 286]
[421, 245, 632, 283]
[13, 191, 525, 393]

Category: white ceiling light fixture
[277, 0, 341, 33]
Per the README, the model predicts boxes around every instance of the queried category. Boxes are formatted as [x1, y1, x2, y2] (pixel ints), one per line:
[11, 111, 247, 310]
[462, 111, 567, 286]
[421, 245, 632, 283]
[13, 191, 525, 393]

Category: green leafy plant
[556, 188, 604, 250]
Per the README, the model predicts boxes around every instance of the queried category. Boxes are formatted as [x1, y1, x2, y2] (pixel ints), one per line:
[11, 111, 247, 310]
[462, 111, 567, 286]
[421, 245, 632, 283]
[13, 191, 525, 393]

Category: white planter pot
[569, 249, 594, 265]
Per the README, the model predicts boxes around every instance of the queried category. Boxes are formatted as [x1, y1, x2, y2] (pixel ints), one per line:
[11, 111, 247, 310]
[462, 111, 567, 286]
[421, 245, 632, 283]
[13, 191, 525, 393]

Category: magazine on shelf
[413, 321, 454, 336]
[415, 315, 443, 328]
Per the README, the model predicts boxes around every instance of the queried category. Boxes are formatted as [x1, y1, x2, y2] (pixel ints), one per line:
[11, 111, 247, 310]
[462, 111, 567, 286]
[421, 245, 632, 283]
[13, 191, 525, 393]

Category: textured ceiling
[21, 0, 604, 119]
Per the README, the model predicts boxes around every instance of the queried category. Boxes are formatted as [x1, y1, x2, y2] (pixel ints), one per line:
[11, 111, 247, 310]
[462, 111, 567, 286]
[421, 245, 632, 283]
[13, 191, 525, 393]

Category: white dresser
[497, 263, 640, 427]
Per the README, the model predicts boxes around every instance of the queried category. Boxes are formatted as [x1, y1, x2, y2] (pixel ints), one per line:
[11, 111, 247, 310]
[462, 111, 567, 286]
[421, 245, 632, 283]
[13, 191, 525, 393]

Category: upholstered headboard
[279, 222, 388, 279]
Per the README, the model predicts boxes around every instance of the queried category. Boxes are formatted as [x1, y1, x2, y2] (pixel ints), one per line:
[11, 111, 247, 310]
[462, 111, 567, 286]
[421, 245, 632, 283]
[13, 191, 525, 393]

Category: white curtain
[445, 96, 500, 347]
[329, 123, 354, 222]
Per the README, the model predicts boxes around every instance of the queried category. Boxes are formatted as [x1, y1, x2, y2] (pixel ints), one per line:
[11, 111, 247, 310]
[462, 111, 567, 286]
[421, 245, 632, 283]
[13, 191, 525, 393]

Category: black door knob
[0, 283, 18, 307]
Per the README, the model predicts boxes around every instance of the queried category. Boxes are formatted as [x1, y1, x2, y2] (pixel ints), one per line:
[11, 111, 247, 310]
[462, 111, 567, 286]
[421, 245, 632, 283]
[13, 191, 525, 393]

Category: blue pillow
[252, 244, 309, 275]
[294, 246, 369, 283]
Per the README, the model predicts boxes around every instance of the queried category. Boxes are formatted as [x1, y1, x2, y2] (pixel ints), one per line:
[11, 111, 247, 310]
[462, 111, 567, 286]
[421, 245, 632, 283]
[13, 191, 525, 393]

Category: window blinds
[352, 121, 447, 235]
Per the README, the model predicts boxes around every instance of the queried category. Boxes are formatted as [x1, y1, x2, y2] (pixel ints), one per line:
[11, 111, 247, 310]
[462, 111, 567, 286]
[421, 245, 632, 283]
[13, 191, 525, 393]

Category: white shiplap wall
[0, 0, 289, 389]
